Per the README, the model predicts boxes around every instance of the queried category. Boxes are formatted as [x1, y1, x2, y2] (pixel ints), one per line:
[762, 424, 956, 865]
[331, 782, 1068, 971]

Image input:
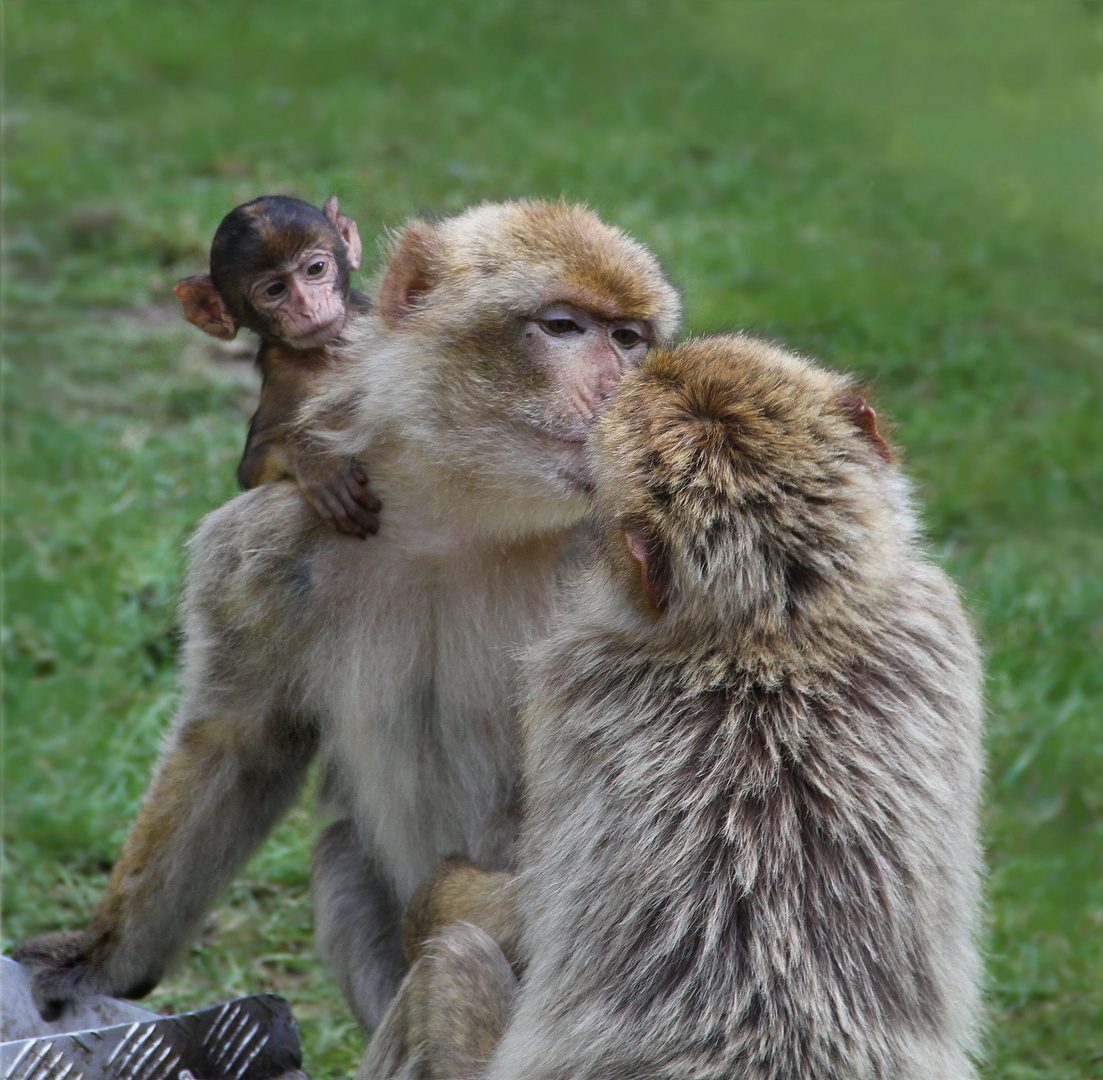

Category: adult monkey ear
[624, 524, 672, 615]
[323, 195, 363, 272]
[173, 275, 239, 340]
[378, 223, 443, 330]
[840, 392, 893, 463]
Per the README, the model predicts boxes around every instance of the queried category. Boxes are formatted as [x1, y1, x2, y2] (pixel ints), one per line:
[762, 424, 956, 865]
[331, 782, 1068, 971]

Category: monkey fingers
[348, 463, 383, 514]
[304, 468, 380, 538]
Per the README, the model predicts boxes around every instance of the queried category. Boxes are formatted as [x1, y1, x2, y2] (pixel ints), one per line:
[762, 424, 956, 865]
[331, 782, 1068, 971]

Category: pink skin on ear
[173, 275, 239, 340]
[324, 196, 363, 272]
[842, 394, 893, 462]
[378, 225, 440, 329]
[624, 526, 669, 615]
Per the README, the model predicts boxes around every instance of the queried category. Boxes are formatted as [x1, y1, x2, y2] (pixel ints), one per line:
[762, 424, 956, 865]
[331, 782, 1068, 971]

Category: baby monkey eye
[307, 261, 326, 276]
[542, 318, 581, 335]
[265, 281, 286, 298]
[612, 328, 642, 347]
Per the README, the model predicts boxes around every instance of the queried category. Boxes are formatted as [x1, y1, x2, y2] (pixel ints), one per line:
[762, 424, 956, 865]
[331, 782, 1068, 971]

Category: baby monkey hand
[299, 457, 381, 538]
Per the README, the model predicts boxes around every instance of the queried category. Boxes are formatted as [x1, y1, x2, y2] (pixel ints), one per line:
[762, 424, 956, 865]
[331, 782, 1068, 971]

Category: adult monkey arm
[13, 518, 322, 1017]
[16, 201, 680, 1030]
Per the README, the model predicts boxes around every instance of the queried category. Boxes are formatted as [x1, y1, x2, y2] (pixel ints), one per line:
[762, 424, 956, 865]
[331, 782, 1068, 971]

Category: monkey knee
[312, 819, 359, 876]
[426, 922, 515, 982]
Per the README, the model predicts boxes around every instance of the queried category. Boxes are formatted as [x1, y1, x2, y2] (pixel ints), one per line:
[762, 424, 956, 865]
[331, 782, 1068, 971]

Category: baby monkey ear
[840, 392, 893, 463]
[624, 524, 672, 615]
[324, 195, 363, 272]
[173, 275, 239, 340]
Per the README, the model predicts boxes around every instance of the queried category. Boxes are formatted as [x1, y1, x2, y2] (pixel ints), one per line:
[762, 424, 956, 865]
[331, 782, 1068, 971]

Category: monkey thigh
[358, 923, 518, 1080]
[313, 820, 408, 1031]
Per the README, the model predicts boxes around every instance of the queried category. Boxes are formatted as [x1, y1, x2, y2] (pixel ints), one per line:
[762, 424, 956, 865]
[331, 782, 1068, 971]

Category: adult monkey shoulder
[15, 200, 681, 1033]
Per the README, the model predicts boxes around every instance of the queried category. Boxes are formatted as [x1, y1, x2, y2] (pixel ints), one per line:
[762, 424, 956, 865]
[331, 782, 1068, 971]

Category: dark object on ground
[1, 957, 307, 1080]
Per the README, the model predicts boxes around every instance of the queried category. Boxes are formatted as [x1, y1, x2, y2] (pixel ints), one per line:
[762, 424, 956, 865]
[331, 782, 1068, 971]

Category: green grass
[3, 2, 1100, 1076]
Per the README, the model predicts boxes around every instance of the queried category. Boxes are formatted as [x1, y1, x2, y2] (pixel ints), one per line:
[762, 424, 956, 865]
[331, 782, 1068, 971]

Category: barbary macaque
[174, 194, 381, 537]
[364, 334, 984, 1080]
[15, 201, 681, 1032]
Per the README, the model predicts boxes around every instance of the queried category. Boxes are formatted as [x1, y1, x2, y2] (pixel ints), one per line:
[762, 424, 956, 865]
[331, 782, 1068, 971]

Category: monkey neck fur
[563, 544, 907, 691]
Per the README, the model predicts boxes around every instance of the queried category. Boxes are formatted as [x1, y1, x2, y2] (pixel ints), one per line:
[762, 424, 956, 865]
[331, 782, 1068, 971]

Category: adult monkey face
[361, 199, 682, 525]
[517, 301, 652, 491]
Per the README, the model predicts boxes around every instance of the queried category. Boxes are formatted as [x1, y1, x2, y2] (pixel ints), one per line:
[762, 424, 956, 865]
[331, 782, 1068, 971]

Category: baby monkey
[175, 195, 380, 536]
[365, 335, 984, 1079]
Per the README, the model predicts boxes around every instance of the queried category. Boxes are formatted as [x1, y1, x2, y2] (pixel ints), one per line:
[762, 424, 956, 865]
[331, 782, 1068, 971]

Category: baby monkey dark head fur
[176, 194, 365, 350]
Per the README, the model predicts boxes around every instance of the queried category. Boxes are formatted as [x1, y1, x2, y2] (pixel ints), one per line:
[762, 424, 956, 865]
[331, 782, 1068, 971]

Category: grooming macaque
[364, 335, 984, 1080]
[174, 194, 381, 537]
[15, 201, 680, 1031]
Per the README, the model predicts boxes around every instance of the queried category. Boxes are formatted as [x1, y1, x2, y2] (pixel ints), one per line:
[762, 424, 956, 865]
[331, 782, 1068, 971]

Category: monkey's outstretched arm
[14, 699, 318, 1020]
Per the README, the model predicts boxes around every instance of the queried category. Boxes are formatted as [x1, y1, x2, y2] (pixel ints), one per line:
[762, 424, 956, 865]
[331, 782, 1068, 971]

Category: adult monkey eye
[265, 281, 286, 298]
[612, 328, 642, 347]
[542, 318, 581, 335]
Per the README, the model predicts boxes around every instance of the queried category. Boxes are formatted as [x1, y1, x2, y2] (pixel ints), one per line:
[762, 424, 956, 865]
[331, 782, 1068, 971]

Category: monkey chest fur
[299, 535, 562, 903]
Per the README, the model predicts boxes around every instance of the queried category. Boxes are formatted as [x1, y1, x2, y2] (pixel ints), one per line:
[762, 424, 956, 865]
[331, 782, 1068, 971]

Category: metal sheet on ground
[1, 960, 306, 1080]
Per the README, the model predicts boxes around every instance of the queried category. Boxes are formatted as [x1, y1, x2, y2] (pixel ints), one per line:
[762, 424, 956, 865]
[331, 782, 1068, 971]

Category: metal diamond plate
[2, 994, 304, 1080]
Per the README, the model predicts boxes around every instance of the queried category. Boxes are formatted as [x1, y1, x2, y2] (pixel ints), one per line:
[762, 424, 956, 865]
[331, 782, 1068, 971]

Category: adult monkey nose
[592, 337, 627, 406]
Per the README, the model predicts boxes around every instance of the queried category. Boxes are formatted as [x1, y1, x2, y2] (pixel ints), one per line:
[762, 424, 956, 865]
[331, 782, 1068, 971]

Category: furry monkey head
[344, 200, 681, 529]
[593, 334, 905, 632]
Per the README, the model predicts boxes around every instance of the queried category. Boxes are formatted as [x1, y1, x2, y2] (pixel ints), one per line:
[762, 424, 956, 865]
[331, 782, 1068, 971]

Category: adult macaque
[174, 194, 381, 537]
[15, 201, 681, 1032]
[365, 335, 984, 1080]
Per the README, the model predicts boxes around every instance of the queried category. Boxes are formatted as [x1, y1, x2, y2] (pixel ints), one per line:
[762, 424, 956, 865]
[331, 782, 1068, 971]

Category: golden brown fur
[401, 859, 521, 971]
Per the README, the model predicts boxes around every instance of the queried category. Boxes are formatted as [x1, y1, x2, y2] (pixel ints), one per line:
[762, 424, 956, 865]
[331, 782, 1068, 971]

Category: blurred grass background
[2, 2, 1100, 1076]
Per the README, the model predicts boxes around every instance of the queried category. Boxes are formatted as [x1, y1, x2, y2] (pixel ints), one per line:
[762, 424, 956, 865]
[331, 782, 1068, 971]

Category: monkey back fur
[492, 335, 984, 1079]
